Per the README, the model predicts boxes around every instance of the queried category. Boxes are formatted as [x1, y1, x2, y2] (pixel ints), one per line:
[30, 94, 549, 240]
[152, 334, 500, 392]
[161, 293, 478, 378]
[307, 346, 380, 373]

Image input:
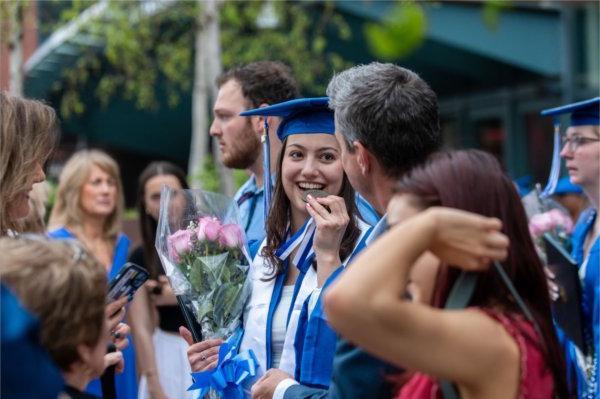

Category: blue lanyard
[264, 258, 310, 369]
[265, 220, 315, 369]
[237, 191, 258, 233]
[345, 226, 373, 267]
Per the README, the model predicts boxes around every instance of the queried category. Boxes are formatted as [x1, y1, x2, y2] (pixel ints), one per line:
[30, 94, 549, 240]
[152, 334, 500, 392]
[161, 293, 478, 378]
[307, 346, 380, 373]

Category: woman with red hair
[325, 150, 569, 399]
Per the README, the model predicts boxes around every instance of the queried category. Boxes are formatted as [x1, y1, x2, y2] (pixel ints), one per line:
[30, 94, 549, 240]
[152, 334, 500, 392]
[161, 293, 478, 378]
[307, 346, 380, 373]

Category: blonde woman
[0, 236, 128, 399]
[48, 149, 137, 399]
[0, 91, 57, 236]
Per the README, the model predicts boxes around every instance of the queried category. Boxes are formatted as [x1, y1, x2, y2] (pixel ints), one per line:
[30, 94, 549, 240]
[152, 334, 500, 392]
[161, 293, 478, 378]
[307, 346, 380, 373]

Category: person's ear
[250, 115, 264, 136]
[76, 343, 92, 365]
[250, 103, 271, 136]
[354, 141, 372, 175]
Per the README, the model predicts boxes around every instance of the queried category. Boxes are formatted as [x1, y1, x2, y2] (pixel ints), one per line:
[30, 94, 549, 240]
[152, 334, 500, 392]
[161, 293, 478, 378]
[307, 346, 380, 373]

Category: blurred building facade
[18, 0, 600, 204]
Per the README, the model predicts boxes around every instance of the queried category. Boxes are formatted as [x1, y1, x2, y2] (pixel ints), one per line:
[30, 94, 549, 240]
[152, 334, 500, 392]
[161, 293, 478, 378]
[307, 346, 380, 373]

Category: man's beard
[222, 124, 261, 170]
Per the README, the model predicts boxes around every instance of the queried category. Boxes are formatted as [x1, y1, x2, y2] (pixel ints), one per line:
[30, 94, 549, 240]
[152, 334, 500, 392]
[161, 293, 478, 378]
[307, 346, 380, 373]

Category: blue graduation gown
[48, 227, 138, 399]
[1, 284, 64, 399]
[293, 218, 383, 388]
[239, 238, 318, 380]
[564, 208, 599, 397]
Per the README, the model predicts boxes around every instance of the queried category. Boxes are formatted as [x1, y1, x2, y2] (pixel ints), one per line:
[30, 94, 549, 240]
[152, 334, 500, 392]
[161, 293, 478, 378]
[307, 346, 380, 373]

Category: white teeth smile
[298, 182, 325, 190]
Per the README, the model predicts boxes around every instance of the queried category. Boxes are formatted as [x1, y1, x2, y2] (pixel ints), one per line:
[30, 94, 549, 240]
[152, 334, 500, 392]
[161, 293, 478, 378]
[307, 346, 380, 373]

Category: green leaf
[482, 0, 511, 31]
[364, 2, 426, 60]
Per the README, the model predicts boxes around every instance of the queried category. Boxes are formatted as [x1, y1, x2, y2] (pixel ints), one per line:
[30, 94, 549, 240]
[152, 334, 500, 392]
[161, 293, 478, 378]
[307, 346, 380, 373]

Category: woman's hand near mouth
[306, 194, 349, 286]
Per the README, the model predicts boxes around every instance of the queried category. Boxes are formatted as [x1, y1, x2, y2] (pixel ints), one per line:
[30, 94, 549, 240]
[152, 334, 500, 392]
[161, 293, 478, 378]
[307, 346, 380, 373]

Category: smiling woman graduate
[183, 98, 370, 394]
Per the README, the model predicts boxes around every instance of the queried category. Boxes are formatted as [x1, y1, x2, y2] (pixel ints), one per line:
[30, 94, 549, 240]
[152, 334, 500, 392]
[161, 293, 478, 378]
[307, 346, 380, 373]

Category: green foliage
[482, 0, 512, 31]
[55, 0, 197, 118]
[364, 1, 426, 61]
[190, 154, 221, 192]
[189, 156, 248, 192]
[53, 0, 354, 119]
[57, 0, 91, 23]
[123, 208, 139, 221]
[232, 169, 249, 191]
[44, 179, 58, 224]
[220, 1, 353, 95]
[0, 1, 20, 47]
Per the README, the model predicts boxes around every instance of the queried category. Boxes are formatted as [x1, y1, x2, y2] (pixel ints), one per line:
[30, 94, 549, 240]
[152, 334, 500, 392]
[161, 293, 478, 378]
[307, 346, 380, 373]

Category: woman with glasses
[548, 97, 599, 398]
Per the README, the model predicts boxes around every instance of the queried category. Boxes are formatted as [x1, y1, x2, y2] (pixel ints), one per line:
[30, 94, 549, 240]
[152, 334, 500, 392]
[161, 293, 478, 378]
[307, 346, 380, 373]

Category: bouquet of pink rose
[529, 208, 574, 240]
[156, 187, 251, 340]
[522, 184, 574, 261]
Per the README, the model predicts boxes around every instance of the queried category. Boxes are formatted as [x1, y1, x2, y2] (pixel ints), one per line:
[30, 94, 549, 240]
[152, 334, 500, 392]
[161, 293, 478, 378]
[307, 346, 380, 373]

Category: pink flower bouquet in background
[156, 188, 251, 340]
[522, 184, 574, 261]
[529, 208, 574, 239]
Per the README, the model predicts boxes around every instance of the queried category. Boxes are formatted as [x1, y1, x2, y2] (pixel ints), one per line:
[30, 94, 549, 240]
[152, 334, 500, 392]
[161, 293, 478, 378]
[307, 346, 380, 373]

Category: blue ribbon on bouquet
[188, 340, 258, 399]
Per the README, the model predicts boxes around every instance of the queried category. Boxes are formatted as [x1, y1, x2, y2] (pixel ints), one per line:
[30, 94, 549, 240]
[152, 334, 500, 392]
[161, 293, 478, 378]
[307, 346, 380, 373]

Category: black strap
[176, 295, 203, 343]
[439, 263, 543, 399]
[439, 271, 478, 399]
[444, 271, 478, 310]
[100, 344, 117, 399]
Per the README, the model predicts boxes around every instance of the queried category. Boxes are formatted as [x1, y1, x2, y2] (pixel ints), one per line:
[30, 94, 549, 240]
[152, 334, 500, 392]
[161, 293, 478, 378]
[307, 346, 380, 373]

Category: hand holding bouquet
[156, 188, 251, 341]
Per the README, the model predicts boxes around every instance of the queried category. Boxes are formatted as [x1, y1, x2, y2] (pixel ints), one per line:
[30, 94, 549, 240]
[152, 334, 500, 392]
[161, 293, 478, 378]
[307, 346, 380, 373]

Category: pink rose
[218, 223, 244, 248]
[547, 209, 574, 233]
[529, 209, 573, 238]
[197, 216, 222, 242]
[167, 229, 194, 261]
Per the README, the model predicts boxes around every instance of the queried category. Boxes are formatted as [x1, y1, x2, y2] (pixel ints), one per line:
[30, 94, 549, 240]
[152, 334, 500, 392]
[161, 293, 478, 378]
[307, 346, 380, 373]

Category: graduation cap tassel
[262, 119, 272, 223]
[239, 97, 335, 225]
[541, 121, 562, 198]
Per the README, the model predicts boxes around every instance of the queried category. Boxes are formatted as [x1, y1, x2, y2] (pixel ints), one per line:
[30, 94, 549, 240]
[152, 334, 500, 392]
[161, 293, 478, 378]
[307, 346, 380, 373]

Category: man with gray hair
[251, 62, 441, 399]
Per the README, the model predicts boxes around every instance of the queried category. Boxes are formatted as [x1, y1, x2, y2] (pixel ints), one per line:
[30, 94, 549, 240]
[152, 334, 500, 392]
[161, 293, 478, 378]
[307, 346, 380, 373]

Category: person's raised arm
[128, 283, 167, 399]
[324, 208, 515, 394]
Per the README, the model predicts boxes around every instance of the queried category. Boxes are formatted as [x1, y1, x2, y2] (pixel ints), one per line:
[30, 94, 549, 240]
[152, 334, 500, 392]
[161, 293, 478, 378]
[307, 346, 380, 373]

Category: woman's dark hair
[395, 149, 568, 398]
[137, 161, 188, 279]
[261, 137, 361, 279]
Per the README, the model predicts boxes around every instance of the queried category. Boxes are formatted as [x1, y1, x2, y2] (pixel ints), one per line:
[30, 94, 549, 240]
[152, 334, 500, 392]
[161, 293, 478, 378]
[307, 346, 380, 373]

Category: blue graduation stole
[264, 218, 317, 370]
[293, 224, 373, 388]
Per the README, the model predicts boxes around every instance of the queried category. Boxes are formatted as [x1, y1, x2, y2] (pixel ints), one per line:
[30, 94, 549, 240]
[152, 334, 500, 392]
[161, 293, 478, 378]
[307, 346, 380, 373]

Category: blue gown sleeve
[285, 339, 398, 399]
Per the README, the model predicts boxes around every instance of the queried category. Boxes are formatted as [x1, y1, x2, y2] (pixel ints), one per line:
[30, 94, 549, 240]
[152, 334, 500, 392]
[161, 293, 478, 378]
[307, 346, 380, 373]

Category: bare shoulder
[456, 308, 521, 396]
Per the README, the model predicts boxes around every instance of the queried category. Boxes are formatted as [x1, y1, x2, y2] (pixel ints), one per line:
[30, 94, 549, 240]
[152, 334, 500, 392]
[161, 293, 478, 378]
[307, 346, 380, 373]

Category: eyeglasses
[561, 135, 600, 151]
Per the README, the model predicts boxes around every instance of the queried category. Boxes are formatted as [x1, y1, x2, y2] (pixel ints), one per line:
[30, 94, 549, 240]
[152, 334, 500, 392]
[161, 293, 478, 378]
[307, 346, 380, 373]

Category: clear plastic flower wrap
[155, 187, 252, 340]
[522, 184, 574, 262]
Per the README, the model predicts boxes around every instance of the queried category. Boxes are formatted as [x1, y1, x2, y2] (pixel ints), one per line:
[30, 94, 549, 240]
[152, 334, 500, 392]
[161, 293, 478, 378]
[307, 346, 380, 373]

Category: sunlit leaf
[364, 2, 426, 60]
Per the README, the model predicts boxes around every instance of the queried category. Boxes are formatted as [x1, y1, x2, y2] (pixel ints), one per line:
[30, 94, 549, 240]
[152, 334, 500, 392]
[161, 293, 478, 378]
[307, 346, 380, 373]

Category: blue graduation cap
[240, 97, 334, 222]
[241, 97, 334, 140]
[539, 97, 600, 197]
[541, 97, 600, 126]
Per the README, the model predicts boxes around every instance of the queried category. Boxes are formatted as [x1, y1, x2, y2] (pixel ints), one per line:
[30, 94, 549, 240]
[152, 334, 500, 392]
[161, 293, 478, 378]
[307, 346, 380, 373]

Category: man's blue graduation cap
[240, 97, 334, 222]
[539, 97, 600, 197]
